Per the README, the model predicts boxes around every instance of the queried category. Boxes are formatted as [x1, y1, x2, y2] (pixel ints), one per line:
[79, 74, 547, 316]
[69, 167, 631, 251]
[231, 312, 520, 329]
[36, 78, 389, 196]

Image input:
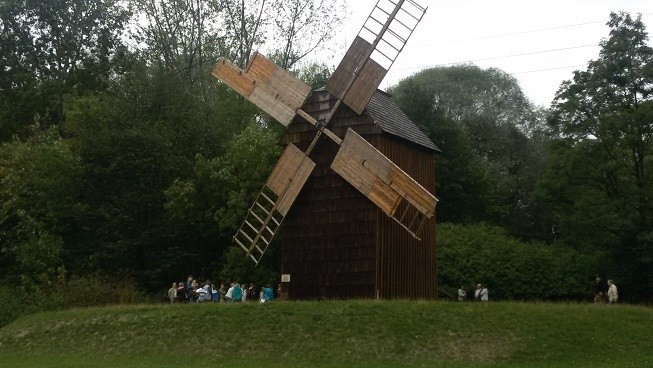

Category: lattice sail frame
[212, 0, 433, 264]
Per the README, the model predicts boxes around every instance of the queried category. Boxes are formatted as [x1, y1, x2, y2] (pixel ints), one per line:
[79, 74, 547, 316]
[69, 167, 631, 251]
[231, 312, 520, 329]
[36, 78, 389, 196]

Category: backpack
[232, 285, 243, 301]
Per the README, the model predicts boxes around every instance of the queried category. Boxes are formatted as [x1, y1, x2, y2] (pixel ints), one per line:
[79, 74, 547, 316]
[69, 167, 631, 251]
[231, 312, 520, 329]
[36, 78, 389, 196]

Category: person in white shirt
[458, 286, 467, 301]
[607, 280, 618, 304]
[225, 283, 235, 302]
[480, 285, 489, 302]
[474, 284, 482, 301]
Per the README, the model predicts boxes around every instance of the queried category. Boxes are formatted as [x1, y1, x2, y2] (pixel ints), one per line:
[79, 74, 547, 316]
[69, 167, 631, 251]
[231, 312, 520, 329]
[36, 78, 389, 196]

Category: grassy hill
[0, 300, 651, 368]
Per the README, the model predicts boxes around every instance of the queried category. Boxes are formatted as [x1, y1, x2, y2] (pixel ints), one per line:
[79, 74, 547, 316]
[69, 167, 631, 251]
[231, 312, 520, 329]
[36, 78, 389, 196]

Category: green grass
[0, 301, 651, 367]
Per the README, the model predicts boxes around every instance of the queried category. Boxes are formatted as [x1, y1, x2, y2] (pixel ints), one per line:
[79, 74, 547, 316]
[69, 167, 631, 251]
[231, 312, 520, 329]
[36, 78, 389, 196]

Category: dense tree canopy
[542, 12, 653, 300]
[390, 65, 549, 239]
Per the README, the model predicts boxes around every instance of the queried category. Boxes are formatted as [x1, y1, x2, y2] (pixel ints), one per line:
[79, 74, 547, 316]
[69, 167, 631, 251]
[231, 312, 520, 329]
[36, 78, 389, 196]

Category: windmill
[212, 0, 436, 270]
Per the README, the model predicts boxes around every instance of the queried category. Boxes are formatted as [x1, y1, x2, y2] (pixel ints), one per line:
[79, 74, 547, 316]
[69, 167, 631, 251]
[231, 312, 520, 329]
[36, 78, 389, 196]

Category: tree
[130, 0, 223, 78]
[545, 12, 653, 301]
[390, 65, 548, 237]
[268, 0, 344, 70]
[0, 0, 130, 138]
[0, 126, 82, 285]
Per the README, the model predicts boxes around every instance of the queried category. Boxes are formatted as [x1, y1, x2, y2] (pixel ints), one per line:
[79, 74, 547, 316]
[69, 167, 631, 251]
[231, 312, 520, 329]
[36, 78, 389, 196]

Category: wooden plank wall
[280, 90, 378, 299]
[279, 89, 437, 300]
[372, 133, 437, 300]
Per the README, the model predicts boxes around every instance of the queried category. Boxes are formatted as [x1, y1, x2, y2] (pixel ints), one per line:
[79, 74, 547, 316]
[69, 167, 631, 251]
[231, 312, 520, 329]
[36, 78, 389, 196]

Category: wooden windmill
[212, 0, 438, 299]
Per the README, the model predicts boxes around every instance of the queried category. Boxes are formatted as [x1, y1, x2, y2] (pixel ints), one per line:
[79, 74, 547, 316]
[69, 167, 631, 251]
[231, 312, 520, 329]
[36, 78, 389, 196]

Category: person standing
[594, 274, 609, 303]
[607, 280, 618, 304]
[474, 284, 482, 301]
[168, 282, 177, 304]
[260, 284, 275, 303]
[225, 282, 235, 303]
[219, 283, 227, 303]
[232, 282, 244, 302]
[211, 283, 220, 303]
[457, 286, 467, 301]
[480, 285, 489, 302]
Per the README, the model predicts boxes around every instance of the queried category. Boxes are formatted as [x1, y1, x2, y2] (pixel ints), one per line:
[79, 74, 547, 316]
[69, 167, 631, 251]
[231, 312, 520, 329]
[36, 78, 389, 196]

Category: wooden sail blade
[212, 53, 312, 126]
[266, 143, 316, 216]
[232, 143, 316, 264]
[325, 0, 426, 115]
[331, 128, 437, 236]
[326, 36, 387, 115]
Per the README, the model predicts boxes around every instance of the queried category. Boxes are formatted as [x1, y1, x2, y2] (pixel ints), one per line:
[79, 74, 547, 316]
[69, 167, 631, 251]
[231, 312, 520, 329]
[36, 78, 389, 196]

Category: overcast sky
[329, 0, 653, 107]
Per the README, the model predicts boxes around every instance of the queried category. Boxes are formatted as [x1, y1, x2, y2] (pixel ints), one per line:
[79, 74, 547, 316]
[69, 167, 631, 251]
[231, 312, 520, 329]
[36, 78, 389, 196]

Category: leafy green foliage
[544, 12, 653, 300]
[437, 223, 598, 300]
[0, 0, 130, 138]
[390, 65, 549, 240]
[0, 127, 81, 284]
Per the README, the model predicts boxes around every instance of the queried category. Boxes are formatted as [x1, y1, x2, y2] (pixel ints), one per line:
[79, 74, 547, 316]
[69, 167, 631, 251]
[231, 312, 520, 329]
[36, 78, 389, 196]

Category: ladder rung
[408, 210, 420, 229]
[407, 0, 426, 13]
[249, 253, 259, 264]
[369, 15, 385, 28]
[362, 25, 378, 38]
[380, 37, 401, 53]
[269, 213, 281, 226]
[374, 5, 390, 16]
[399, 7, 421, 22]
[265, 225, 275, 236]
[250, 210, 265, 226]
[233, 236, 250, 253]
[373, 48, 393, 64]
[415, 216, 428, 235]
[244, 220, 258, 234]
[260, 192, 275, 206]
[386, 28, 407, 44]
[391, 15, 414, 32]
[238, 229, 254, 244]
[255, 201, 271, 215]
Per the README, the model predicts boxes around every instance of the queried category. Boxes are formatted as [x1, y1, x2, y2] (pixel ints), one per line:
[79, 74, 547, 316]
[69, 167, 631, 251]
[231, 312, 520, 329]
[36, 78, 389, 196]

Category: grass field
[0, 300, 651, 367]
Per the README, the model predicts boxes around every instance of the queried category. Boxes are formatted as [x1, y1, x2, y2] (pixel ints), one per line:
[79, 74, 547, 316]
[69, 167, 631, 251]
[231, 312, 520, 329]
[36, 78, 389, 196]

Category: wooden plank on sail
[266, 143, 306, 197]
[212, 53, 311, 126]
[325, 36, 388, 115]
[276, 156, 315, 216]
[332, 128, 437, 218]
[211, 59, 255, 97]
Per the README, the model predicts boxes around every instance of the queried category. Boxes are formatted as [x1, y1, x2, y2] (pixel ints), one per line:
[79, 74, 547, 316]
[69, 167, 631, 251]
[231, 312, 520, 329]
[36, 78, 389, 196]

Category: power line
[408, 12, 653, 48]
[512, 64, 587, 75]
[397, 44, 598, 71]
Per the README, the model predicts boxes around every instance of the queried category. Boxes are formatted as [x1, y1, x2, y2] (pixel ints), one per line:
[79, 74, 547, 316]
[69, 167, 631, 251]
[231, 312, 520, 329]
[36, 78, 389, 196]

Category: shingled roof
[365, 90, 440, 152]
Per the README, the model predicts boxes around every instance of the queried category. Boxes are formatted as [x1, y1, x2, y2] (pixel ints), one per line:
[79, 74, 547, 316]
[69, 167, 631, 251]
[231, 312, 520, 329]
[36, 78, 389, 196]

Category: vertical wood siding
[279, 90, 437, 299]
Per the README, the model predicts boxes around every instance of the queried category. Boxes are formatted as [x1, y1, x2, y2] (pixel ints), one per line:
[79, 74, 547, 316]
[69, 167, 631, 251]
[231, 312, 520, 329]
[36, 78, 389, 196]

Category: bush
[437, 223, 599, 301]
[0, 287, 23, 327]
[0, 272, 150, 327]
[53, 272, 149, 308]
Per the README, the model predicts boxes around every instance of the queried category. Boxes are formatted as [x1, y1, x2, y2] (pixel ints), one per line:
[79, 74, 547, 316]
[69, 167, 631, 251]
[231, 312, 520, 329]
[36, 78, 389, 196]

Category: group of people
[167, 275, 276, 304]
[456, 276, 619, 304]
[594, 274, 618, 304]
[457, 284, 489, 302]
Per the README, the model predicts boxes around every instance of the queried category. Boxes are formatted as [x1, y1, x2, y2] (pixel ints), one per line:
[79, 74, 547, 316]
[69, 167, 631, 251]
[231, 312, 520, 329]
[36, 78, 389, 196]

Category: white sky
[328, 0, 653, 107]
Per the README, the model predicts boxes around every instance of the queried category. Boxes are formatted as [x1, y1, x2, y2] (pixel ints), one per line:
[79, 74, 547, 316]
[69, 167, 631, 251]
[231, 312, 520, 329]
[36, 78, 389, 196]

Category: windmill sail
[326, 0, 426, 114]
[331, 128, 437, 238]
[212, 53, 311, 126]
[233, 143, 315, 264]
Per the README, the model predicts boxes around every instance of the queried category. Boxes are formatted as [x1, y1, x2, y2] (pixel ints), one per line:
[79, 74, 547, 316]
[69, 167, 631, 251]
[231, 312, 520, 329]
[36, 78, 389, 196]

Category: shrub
[437, 223, 599, 301]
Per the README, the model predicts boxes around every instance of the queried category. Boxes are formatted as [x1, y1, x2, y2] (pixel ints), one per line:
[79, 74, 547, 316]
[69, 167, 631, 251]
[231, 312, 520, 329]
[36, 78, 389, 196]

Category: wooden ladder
[232, 185, 284, 264]
[359, 0, 427, 69]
